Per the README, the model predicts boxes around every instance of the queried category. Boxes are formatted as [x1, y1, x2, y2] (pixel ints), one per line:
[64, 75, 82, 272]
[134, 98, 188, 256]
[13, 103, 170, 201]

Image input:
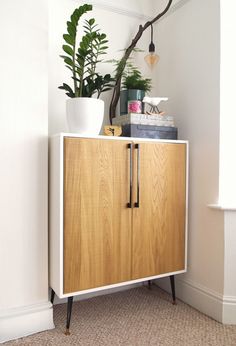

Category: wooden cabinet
[132, 142, 186, 279]
[63, 138, 132, 293]
[50, 134, 188, 299]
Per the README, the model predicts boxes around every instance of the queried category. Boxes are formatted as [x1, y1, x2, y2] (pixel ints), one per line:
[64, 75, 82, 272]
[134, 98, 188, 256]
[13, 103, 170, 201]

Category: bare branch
[109, 0, 173, 123]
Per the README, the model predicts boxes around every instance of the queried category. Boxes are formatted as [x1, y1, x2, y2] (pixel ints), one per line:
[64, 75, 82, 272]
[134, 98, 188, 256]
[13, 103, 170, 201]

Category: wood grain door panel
[132, 142, 186, 279]
[63, 138, 132, 294]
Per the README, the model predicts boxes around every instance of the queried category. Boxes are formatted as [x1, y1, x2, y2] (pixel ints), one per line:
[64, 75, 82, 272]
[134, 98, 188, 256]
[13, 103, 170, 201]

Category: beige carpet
[5, 286, 236, 346]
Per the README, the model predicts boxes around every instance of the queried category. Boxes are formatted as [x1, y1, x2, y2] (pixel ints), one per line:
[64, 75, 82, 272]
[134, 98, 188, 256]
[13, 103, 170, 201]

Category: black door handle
[134, 143, 140, 208]
[127, 143, 133, 208]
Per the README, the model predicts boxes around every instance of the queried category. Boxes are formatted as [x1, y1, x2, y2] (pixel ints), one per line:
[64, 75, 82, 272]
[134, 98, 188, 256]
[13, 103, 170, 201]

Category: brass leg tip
[65, 328, 71, 336]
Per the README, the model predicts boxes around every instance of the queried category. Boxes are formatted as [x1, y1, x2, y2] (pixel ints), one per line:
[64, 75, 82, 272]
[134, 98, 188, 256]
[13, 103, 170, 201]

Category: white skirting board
[222, 296, 236, 324]
[0, 302, 54, 344]
[156, 276, 236, 324]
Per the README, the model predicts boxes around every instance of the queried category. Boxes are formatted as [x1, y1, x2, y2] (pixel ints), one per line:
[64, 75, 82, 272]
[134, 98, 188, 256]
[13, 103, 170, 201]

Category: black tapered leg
[170, 275, 176, 305]
[65, 296, 74, 335]
[50, 289, 55, 304]
[148, 280, 152, 290]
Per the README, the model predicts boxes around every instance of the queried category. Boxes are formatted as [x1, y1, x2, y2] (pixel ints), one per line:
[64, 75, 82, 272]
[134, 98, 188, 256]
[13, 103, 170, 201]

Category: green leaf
[58, 83, 75, 97]
[69, 4, 93, 31]
[71, 76, 81, 82]
[104, 74, 111, 80]
[63, 34, 75, 46]
[66, 92, 73, 98]
[65, 65, 73, 72]
[70, 12, 78, 25]
[99, 46, 108, 50]
[70, 4, 93, 25]
[88, 18, 95, 26]
[77, 48, 86, 57]
[76, 55, 85, 63]
[100, 33, 106, 40]
[62, 83, 73, 92]
[79, 42, 85, 51]
[67, 21, 76, 37]
[64, 57, 74, 67]
[63, 45, 74, 56]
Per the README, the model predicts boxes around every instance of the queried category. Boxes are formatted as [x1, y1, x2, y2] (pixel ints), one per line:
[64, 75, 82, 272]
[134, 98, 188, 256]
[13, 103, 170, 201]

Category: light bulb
[144, 53, 160, 67]
[145, 24, 160, 68]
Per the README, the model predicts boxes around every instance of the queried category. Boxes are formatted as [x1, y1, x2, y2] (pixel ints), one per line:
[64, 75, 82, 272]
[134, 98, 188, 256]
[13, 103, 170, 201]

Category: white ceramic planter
[66, 97, 104, 135]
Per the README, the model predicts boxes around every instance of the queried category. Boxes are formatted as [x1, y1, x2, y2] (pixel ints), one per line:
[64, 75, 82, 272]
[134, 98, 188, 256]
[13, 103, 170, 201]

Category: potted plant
[59, 4, 113, 134]
[120, 67, 152, 115]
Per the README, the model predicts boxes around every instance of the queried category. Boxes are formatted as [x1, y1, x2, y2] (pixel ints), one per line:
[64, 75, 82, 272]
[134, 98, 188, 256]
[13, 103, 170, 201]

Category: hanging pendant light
[144, 23, 160, 67]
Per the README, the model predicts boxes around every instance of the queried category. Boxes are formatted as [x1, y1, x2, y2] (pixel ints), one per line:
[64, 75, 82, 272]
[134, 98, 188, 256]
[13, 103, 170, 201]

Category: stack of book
[112, 113, 177, 140]
[112, 113, 175, 127]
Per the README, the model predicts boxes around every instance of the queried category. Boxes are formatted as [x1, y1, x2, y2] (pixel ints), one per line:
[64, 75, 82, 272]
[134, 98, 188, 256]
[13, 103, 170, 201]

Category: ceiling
[79, 0, 187, 19]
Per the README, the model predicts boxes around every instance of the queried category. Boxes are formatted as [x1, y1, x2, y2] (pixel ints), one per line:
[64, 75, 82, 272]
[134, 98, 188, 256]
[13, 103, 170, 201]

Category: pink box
[128, 100, 142, 114]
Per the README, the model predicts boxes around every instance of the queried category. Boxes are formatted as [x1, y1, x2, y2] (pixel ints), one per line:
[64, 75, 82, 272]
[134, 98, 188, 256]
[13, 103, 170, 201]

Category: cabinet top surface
[51, 133, 188, 144]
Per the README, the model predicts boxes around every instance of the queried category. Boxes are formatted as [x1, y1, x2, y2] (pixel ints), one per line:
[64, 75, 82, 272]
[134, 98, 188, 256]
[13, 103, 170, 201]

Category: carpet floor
[5, 286, 236, 346]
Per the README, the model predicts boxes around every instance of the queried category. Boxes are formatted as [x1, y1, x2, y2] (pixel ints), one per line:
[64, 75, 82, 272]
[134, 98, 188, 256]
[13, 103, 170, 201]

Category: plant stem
[79, 66, 84, 97]
[72, 42, 78, 97]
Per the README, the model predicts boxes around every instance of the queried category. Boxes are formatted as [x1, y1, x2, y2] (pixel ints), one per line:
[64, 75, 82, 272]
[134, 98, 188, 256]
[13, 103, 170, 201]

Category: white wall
[49, 0, 153, 134]
[154, 0, 236, 324]
[80, 0, 154, 18]
[154, 0, 229, 322]
[0, 0, 53, 343]
[152, 0, 186, 15]
[219, 2, 236, 207]
[219, 1, 236, 323]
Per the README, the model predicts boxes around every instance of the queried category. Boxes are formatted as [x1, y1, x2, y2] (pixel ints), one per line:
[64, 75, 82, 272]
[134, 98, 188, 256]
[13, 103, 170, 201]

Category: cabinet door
[132, 142, 186, 279]
[63, 138, 132, 294]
